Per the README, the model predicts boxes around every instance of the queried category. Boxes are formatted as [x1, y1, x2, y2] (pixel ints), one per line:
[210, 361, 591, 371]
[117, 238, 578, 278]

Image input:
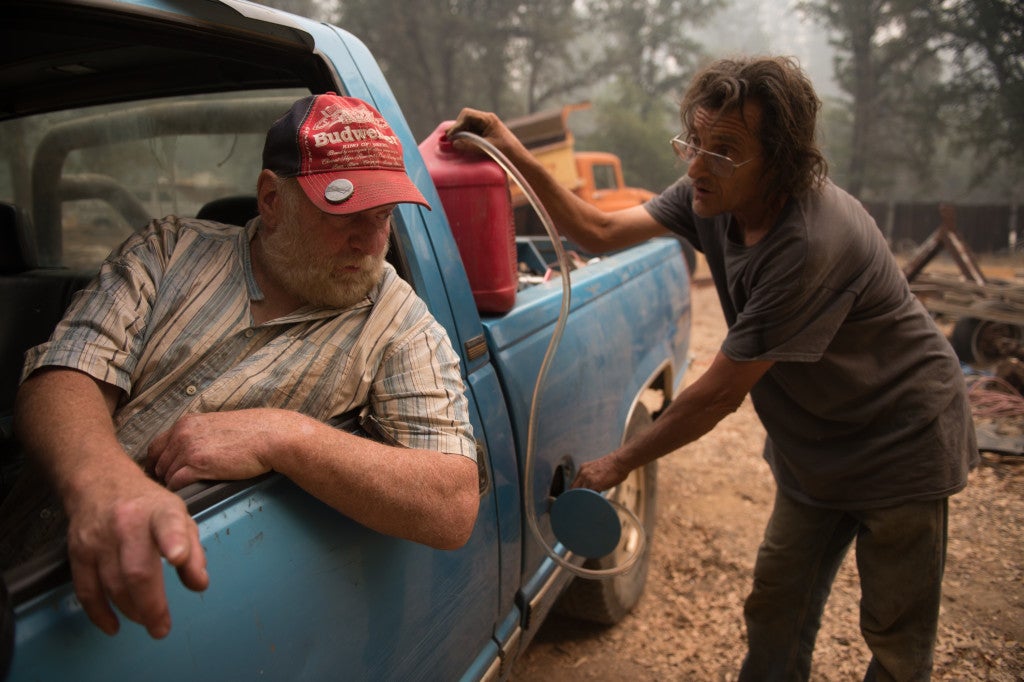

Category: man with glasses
[449, 56, 976, 681]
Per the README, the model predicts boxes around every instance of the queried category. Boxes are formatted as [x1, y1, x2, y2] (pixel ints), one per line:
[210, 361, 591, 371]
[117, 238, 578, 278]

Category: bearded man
[14, 94, 479, 641]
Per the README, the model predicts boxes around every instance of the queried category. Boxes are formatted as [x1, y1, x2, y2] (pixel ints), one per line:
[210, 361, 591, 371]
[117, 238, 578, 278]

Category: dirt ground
[511, 273, 1024, 681]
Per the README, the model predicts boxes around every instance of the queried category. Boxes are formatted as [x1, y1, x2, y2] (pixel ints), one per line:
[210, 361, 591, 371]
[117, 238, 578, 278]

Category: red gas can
[419, 121, 517, 314]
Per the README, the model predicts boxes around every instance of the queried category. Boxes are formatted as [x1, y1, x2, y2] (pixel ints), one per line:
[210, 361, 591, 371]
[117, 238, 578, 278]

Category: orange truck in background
[506, 103, 655, 235]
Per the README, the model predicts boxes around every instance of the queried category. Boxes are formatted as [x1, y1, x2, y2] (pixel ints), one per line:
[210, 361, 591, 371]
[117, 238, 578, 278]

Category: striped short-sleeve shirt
[22, 215, 476, 462]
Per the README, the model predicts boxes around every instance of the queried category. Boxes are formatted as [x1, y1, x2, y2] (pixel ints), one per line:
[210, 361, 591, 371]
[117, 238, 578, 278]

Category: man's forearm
[573, 352, 773, 492]
[276, 421, 479, 549]
[450, 109, 617, 252]
[614, 385, 736, 473]
[148, 408, 480, 550]
[15, 367, 209, 638]
[615, 352, 773, 473]
[14, 368, 132, 502]
[505, 149, 611, 250]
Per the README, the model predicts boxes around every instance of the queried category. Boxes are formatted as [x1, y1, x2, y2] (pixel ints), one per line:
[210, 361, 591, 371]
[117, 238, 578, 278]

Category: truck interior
[0, 2, 601, 562]
[0, 4, 343, 594]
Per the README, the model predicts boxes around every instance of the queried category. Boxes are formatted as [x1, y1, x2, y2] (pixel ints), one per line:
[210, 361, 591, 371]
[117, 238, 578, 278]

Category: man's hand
[447, 108, 525, 159]
[63, 469, 208, 639]
[571, 452, 630, 493]
[14, 369, 209, 638]
[147, 410, 279, 490]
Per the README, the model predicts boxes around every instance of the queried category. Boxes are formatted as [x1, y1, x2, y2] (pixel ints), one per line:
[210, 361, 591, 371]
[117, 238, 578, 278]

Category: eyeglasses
[669, 134, 754, 178]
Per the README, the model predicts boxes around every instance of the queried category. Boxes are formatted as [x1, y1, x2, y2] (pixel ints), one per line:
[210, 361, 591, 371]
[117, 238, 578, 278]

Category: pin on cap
[324, 178, 355, 204]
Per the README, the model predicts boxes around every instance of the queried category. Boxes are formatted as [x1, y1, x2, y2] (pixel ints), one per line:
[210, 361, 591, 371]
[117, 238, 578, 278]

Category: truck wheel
[950, 317, 1023, 366]
[556, 404, 657, 625]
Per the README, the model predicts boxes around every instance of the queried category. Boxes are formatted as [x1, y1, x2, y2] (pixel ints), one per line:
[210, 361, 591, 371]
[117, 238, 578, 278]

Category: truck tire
[555, 404, 658, 625]
[950, 317, 1023, 366]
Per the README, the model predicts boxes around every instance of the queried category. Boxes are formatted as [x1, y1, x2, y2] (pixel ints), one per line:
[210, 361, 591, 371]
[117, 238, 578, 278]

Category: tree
[937, 0, 1024, 190]
[257, 0, 723, 187]
[584, 0, 720, 116]
[577, 80, 685, 193]
[506, 1, 593, 114]
[798, 0, 1024, 202]
[568, 0, 721, 193]
[322, 0, 598, 138]
[797, 0, 945, 199]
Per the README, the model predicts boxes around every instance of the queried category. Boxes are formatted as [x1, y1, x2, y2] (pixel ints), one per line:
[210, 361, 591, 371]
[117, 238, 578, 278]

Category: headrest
[196, 196, 260, 227]
[0, 203, 33, 274]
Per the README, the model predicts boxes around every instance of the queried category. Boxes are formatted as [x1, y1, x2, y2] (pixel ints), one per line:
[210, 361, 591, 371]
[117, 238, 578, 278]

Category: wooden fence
[863, 201, 1021, 256]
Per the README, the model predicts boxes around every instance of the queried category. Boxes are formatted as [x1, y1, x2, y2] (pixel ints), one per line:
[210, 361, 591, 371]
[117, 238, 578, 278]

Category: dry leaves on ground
[512, 279, 1024, 681]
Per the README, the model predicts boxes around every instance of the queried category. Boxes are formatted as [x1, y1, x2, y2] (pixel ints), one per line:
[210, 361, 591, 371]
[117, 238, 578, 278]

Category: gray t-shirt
[647, 177, 977, 508]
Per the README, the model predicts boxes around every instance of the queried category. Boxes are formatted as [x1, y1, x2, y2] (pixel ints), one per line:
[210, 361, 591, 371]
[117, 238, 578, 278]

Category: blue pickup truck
[0, 1, 691, 679]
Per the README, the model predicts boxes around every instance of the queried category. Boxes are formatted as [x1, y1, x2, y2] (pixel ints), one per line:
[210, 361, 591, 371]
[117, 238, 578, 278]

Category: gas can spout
[436, 133, 456, 154]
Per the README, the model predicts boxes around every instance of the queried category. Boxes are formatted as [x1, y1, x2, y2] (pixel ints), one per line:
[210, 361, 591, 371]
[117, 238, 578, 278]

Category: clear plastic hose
[448, 130, 646, 578]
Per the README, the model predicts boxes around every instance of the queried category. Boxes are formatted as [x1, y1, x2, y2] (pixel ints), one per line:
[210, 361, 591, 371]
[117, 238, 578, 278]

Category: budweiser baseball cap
[262, 93, 430, 214]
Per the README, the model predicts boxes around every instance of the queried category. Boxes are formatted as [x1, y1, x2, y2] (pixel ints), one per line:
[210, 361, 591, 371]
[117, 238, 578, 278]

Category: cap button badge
[324, 178, 355, 204]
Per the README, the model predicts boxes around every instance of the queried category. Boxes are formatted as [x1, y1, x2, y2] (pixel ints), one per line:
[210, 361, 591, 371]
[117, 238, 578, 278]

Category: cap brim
[298, 170, 431, 215]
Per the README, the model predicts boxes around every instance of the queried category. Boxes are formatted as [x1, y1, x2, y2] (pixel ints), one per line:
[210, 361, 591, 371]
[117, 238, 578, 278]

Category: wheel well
[624, 366, 672, 441]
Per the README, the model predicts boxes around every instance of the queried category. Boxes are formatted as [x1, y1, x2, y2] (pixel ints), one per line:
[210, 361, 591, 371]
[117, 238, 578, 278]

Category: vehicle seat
[0, 203, 34, 274]
[0, 204, 92, 420]
[1, 203, 91, 558]
[196, 195, 259, 226]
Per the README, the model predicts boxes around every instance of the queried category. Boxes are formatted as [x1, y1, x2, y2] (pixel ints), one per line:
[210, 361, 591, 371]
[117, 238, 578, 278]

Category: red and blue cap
[262, 93, 430, 215]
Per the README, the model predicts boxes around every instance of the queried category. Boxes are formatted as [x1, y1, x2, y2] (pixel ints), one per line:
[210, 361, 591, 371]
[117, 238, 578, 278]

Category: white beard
[259, 212, 387, 309]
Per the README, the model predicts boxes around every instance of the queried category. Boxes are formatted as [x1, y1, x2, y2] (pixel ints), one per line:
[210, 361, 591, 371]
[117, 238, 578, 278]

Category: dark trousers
[738, 490, 948, 682]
